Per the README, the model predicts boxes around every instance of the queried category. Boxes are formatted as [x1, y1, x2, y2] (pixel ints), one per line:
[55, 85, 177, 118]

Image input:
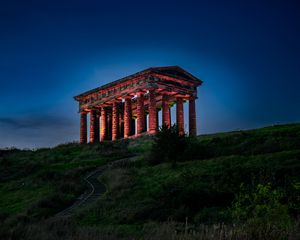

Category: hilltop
[0, 123, 300, 239]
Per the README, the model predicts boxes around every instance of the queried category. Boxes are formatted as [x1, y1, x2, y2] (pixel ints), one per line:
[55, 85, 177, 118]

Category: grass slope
[0, 142, 131, 219]
[0, 123, 299, 239]
[76, 124, 300, 237]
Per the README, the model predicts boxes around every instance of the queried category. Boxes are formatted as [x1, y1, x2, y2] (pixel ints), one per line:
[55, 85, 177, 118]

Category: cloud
[0, 115, 69, 129]
[0, 113, 78, 149]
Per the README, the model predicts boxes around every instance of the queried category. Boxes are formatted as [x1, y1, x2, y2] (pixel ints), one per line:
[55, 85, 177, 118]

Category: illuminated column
[124, 98, 132, 138]
[156, 109, 159, 129]
[148, 90, 157, 134]
[97, 111, 100, 142]
[90, 109, 99, 143]
[80, 112, 87, 144]
[137, 93, 145, 134]
[162, 94, 171, 127]
[100, 107, 107, 141]
[112, 102, 119, 140]
[131, 118, 136, 136]
[112, 101, 119, 141]
[189, 96, 197, 136]
[107, 111, 112, 140]
[145, 114, 147, 132]
[119, 108, 124, 138]
[176, 97, 184, 135]
[95, 111, 99, 142]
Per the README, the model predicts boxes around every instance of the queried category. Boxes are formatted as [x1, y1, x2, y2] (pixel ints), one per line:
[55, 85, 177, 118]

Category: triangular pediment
[75, 66, 202, 100]
[151, 66, 202, 83]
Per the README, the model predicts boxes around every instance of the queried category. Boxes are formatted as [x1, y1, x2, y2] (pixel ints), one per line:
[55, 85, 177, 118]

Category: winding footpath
[55, 155, 137, 218]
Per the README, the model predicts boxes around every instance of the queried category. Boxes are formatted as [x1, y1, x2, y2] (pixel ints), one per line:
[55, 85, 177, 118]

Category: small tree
[148, 124, 187, 167]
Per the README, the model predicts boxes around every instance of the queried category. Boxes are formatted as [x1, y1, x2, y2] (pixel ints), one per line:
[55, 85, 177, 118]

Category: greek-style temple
[74, 66, 202, 143]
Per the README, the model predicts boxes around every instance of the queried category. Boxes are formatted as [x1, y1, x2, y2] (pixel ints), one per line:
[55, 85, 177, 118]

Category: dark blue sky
[0, 0, 299, 148]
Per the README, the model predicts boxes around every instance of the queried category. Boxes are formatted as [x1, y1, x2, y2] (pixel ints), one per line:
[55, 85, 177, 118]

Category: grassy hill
[0, 123, 300, 239]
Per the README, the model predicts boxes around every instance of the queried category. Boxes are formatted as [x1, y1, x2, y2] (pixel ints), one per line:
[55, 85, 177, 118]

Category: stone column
[137, 93, 145, 134]
[124, 98, 132, 138]
[176, 97, 184, 135]
[144, 113, 148, 132]
[156, 109, 159, 129]
[148, 90, 157, 134]
[90, 109, 99, 143]
[100, 107, 107, 141]
[107, 111, 112, 140]
[130, 118, 136, 136]
[162, 94, 171, 127]
[80, 112, 87, 144]
[96, 111, 100, 142]
[119, 109, 124, 138]
[112, 101, 119, 140]
[189, 96, 197, 136]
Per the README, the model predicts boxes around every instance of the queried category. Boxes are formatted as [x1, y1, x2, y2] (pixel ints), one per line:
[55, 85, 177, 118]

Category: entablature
[75, 66, 202, 112]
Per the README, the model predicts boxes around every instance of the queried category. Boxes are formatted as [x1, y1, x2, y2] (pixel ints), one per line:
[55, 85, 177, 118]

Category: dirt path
[55, 155, 138, 218]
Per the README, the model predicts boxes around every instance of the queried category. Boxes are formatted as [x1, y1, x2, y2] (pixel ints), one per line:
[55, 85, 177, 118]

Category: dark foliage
[148, 124, 187, 166]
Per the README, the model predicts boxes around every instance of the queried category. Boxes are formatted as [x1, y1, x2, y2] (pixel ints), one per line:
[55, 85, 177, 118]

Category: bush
[232, 183, 292, 229]
[148, 124, 187, 166]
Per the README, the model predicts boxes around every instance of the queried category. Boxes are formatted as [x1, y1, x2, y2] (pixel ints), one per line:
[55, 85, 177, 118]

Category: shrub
[232, 183, 292, 229]
[148, 124, 187, 166]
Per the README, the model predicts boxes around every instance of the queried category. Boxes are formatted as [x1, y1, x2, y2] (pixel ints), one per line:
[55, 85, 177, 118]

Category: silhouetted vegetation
[148, 124, 187, 166]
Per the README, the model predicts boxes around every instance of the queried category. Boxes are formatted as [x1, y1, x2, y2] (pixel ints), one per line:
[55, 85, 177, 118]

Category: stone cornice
[74, 66, 202, 101]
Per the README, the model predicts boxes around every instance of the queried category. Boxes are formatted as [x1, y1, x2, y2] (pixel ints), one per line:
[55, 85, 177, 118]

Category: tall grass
[143, 221, 300, 240]
[2, 218, 299, 240]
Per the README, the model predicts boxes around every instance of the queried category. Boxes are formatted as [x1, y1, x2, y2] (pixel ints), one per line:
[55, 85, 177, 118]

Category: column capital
[123, 95, 132, 100]
[191, 91, 198, 99]
[189, 95, 196, 100]
[111, 99, 121, 104]
[148, 89, 157, 94]
[89, 108, 98, 113]
[136, 92, 144, 97]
